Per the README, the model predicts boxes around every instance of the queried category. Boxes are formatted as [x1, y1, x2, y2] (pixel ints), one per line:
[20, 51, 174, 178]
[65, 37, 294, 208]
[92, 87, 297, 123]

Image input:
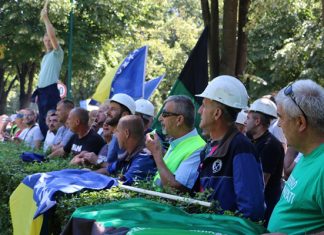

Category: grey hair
[276, 79, 324, 133]
[164, 95, 195, 128]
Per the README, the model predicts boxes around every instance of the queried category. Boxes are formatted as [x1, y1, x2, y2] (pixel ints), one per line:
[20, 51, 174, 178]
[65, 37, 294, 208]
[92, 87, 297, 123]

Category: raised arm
[40, 0, 59, 50]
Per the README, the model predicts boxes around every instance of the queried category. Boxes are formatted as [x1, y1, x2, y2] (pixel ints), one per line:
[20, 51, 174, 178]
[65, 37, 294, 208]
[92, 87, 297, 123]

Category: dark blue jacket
[108, 145, 156, 185]
[199, 126, 265, 221]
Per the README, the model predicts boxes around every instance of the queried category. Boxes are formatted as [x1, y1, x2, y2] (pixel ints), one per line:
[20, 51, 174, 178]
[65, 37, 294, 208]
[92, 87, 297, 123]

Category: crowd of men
[1, 2, 323, 234]
[1, 76, 324, 234]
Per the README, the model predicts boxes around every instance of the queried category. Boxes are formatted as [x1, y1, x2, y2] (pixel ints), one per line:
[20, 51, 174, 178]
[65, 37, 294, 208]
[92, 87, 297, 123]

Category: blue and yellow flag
[144, 74, 165, 99]
[10, 169, 117, 235]
[91, 46, 148, 104]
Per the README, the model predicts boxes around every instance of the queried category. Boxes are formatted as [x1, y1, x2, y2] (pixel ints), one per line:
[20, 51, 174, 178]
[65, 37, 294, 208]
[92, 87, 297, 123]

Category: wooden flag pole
[119, 184, 211, 207]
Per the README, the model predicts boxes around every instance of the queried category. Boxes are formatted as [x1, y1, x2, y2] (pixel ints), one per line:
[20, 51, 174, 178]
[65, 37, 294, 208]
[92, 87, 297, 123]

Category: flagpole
[67, 0, 74, 99]
[119, 184, 211, 207]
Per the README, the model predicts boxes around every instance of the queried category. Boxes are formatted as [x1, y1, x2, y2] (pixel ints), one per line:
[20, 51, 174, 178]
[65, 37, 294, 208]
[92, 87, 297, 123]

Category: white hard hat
[249, 98, 277, 118]
[196, 75, 249, 109]
[235, 110, 247, 125]
[135, 99, 155, 117]
[110, 93, 136, 115]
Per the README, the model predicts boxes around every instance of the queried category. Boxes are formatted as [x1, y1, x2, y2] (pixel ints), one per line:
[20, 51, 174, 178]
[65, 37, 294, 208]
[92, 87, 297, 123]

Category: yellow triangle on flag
[92, 61, 122, 104]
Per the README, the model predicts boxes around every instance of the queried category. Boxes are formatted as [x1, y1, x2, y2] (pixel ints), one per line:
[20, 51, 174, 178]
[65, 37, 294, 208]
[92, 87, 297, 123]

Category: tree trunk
[235, 0, 250, 77]
[209, 0, 219, 78]
[201, 0, 219, 79]
[0, 65, 18, 114]
[0, 65, 6, 115]
[220, 0, 238, 75]
[17, 63, 31, 109]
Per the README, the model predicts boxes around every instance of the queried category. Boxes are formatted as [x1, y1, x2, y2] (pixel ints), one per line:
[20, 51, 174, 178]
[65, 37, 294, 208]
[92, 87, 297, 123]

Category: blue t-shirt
[53, 126, 74, 147]
[106, 135, 126, 163]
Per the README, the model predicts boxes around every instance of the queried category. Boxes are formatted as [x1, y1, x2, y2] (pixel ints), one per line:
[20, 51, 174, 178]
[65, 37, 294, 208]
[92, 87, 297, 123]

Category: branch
[5, 75, 18, 95]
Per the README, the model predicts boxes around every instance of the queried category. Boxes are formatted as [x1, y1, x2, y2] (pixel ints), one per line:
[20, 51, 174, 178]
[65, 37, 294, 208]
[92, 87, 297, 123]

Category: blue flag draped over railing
[144, 74, 165, 99]
[10, 169, 118, 235]
[110, 46, 148, 100]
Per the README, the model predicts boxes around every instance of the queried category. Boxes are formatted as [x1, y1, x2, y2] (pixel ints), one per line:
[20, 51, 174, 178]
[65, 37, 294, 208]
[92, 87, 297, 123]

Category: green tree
[247, 0, 323, 98]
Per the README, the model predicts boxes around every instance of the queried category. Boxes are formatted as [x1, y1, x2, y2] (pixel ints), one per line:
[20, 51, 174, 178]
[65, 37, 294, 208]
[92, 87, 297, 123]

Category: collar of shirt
[168, 128, 198, 151]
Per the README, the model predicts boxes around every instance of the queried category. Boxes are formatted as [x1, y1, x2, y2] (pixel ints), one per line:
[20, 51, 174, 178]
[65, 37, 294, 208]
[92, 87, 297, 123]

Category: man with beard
[245, 97, 284, 225]
[96, 93, 135, 174]
[17, 108, 44, 149]
[43, 112, 61, 152]
[146, 95, 205, 191]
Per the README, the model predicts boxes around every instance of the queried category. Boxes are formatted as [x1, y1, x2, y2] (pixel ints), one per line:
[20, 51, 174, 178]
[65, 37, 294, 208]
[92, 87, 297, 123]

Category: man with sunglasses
[268, 80, 324, 234]
[196, 75, 265, 222]
[146, 95, 206, 191]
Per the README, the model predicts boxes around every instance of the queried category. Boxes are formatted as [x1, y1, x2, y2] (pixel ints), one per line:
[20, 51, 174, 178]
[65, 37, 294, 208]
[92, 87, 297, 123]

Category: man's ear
[296, 115, 307, 132]
[121, 111, 130, 117]
[254, 116, 261, 126]
[125, 129, 130, 139]
[176, 115, 185, 127]
[213, 107, 223, 121]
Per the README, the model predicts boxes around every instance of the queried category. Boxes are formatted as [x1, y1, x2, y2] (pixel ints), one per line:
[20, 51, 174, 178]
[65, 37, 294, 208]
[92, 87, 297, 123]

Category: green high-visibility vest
[154, 134, 206, 184]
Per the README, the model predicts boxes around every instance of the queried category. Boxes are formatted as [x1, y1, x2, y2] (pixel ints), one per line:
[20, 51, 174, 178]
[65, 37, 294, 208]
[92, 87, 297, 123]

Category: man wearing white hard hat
[245, 97, 285, 226]
[235, 110, 247, 134]
[97, 93, 135, 174]
[135, 99, 155, 134]
[196, 75, 265, 221]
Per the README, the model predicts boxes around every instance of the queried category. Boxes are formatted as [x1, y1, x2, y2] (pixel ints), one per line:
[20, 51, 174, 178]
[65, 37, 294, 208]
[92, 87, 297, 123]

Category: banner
[62, 198, 266, 235]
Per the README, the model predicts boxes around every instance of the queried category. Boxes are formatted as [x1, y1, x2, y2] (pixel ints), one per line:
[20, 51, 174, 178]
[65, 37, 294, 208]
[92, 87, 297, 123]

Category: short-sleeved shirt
[18, 124, 44, 149]
[155, 129, 204, 189]
[268, 144, 324, 234]
[63, 129, 105, 156]
[106, 134, 126, 164]
[53, 126, 74, 147]
[38, 46, 64, 88]
[253, 131, 284, 222]
[96, 144, 109, 164]
[107, 146, 156, 185]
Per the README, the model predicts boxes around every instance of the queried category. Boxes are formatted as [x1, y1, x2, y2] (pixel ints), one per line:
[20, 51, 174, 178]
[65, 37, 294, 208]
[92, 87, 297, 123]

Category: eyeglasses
[161, 110, 181, 118]
[284, 83, 307, 120]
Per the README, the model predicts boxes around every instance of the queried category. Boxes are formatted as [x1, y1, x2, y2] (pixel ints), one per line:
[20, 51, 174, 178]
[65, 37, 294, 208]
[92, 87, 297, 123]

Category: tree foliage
[246, 0, 323, 98]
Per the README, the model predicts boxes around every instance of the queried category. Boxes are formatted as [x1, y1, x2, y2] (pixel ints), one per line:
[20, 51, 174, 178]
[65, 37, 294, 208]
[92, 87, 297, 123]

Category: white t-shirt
[43, 131, 55, 152]
[269, 119, 287, 146]
[18, 124, 44, 149]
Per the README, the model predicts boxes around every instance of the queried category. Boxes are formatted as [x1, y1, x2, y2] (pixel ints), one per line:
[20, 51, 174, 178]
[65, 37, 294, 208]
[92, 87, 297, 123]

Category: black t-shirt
[64, 129, 106, 156]
[253, 131, 284, 216]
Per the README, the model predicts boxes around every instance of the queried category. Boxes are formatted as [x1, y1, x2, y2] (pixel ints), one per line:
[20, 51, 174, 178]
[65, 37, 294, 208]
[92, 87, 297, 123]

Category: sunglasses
[284, 83, 307, 120]
[161, 110, 181, 118]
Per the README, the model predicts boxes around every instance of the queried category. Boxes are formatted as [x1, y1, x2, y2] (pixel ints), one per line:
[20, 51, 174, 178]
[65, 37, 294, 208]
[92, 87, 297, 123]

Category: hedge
[0, 141, 264, 235]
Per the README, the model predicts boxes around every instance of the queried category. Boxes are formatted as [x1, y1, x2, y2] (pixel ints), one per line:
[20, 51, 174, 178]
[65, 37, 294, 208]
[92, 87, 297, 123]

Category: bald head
[70, 108, 89, 126]
[118, 115, 144, 140]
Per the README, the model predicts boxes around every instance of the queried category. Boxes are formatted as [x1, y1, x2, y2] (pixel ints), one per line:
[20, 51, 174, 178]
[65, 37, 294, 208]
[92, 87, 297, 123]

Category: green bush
[0, 142, 75, 235]
[0, 142, 264, 235]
